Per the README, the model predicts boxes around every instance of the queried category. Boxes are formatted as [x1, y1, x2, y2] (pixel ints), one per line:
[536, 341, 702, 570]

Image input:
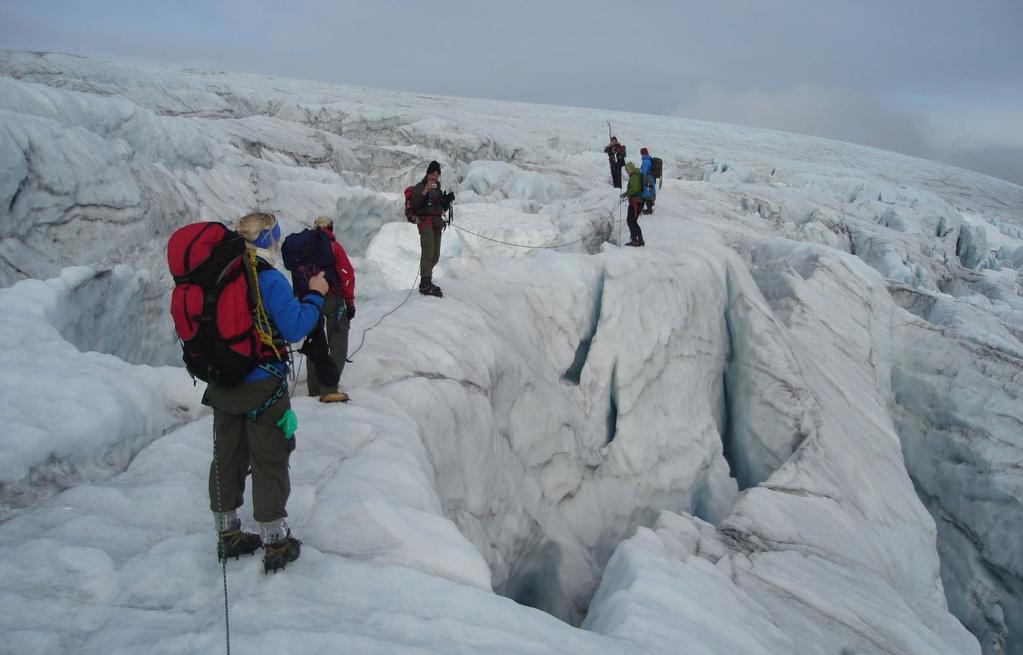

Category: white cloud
[675, 83, 1023, 186]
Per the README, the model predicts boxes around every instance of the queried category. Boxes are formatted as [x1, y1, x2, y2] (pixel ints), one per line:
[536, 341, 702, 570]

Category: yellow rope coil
[246, 249, 282, 360]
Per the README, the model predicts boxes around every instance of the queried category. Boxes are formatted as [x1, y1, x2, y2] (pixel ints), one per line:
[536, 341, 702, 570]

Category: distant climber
[206, 212, 325, 573]
[409, 160, 455, 297]
[621, 162, 645, 246]
[604, 136, 627, 188]
[639, 147, 659, 214]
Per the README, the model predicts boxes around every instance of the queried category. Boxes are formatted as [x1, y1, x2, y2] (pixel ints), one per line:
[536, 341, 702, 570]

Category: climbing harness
[244, 364, 288, 420]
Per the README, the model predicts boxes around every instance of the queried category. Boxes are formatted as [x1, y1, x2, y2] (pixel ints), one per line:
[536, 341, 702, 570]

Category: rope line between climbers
[212, 423, 231, 655]
[347, 268, 420, 360]
[340, 196, 626, 364]
[449, 223, 586, 249]
[449, 197, 624, 250]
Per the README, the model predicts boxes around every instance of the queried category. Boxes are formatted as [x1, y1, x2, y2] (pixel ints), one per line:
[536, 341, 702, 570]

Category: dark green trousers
[419, 218, 443, 278]
[207, 376, 294, 523]
[307, 294, 351, 396]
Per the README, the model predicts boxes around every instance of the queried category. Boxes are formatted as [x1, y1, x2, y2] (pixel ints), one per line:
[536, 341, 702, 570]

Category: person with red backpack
[409, 160, 454, 297]
[310, 216, 355, 401]
[281, 220, 352, 404]
[202, 212, 327, 573]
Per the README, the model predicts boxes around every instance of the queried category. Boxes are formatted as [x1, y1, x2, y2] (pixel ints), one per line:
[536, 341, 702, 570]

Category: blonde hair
[235, 212, 277, 243]
[313, 216, 333, 230]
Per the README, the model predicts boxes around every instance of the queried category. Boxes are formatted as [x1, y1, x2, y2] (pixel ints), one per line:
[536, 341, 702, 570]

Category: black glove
[346, 304, 356, 320]
[440, 191, 455, 209]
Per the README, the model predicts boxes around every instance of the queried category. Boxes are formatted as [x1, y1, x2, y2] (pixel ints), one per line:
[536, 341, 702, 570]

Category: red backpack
[404, 186, 416, 223]
[167, 222, 281, 386]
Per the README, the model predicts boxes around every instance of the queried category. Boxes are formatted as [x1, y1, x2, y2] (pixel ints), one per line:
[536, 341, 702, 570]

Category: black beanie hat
[427, 160, 441, 175]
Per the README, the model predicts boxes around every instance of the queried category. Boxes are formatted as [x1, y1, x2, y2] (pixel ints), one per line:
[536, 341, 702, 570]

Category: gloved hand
[443, 191, 455, 204]
[276, 409, 298, 439]
[620, 192, 627, 199]
[346, 304, 356, 320]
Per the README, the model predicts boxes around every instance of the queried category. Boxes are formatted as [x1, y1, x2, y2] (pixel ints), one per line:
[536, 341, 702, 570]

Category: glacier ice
[0, 50, 1021, 654]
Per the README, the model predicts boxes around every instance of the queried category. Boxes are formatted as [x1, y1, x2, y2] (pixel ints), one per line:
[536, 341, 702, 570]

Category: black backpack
[649, 157, 663, 186]
[281, 229, 339, 296]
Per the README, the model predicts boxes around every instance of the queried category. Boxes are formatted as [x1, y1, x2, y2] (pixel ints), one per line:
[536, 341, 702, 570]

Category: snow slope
[0, 51, 1020, 654]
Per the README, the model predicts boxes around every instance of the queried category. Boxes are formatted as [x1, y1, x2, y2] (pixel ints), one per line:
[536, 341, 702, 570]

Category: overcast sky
[2, 0, 1022, 185]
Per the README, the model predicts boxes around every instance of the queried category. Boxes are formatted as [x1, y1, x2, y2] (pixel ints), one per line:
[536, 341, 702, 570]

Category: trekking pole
[618, 198, 623, 247]
[607, 121, 612, 142]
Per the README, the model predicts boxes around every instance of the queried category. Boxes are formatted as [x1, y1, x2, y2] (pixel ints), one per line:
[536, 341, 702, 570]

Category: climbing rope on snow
[346, 268, 421, 361]
[449, 196, 626, 250]
[449, 223, 588, 249]
[341, 195, 629, 363]
[211, 424, 232, 655]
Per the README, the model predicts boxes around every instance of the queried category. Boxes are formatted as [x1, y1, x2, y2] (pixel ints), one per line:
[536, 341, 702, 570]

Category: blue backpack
[281, 228, 338, 296]
[640, 173, 657, 201]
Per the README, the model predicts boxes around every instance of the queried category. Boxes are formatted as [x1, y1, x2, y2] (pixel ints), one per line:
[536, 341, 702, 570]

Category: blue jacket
[242, 266, 324, 383]
[640, 154, 653, 175]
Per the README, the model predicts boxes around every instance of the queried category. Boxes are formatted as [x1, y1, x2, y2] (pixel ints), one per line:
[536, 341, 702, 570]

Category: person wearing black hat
[604, 136, 627, 188]
[409, 160, 454, 297]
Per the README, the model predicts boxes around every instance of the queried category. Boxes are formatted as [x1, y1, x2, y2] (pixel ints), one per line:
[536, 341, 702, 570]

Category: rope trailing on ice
[346, 195, 627, 362]
[347, 268, 420, 361]
[449, 197, 626, 250]
[212, 423, 232, 655]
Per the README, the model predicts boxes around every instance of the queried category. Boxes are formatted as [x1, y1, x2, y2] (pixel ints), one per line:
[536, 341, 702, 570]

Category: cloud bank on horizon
[0, 0, 1021, 184]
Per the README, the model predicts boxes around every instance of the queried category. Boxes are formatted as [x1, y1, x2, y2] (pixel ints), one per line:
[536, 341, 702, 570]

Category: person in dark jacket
[621, 162, 645, 246]
[604, 136, 627, 188]
[410, 160, 454, 297]
[308, 216, 356, 402]
[282, 226, 343, 403]
[208, 211, 327, 573]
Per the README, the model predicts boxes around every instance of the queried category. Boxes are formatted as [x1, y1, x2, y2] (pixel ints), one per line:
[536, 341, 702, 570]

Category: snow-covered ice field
[0, 51, 1020, 654]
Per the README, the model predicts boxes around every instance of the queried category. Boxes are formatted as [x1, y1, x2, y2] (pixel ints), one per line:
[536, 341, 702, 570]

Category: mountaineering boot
[420, 275, 443, 297]
[319, 391, 349, 403]
[625, 239, 640, 247]
[263, 534, 302, 573]
[637, 237, 645, 246]
[217, 523, 263, 561]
